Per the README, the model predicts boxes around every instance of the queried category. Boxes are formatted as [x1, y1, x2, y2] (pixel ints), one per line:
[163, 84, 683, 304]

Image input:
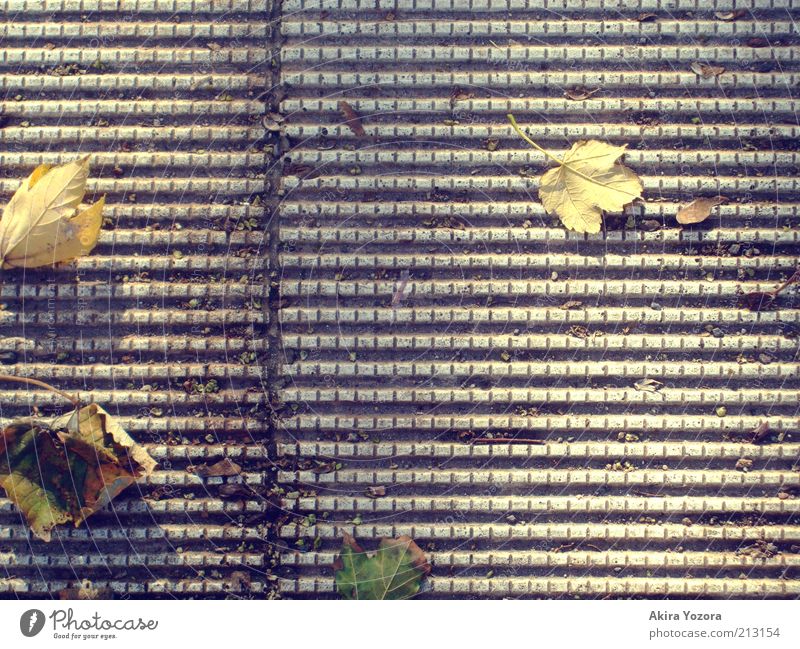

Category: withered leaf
[634, 378, 664, 393]
[676, 196, 727, 225]
[338, 100, 366, 137]
[691, 62, 725, 78]
[334, 533, 430, 600]
[741, 291, 776, 311]
[636, 13, 658, 22]
[714, 10, 747, 21]
[218, 483, 256, 499]
[365, 485, 386, 498]
[750, 421, 771, 444]
[449, 87, 474, 107]
[639, 219, 662, 231]
[262, 112, 284, 132]
[559, 300, 583, 310]
[58, 580, 109, 600]
[0, 404, 156, 541]
[195, 458, 242, 477]
[564, 86, 600, 101]
[747, 38, 769, 48]
[740, 270, 799, 312]
[0, 157, 104, 269]
[509, 114, 643, 234]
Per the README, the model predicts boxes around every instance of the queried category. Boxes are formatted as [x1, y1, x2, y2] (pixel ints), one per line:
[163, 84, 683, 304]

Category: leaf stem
[771, 268, 800, 297]
[507, 114, 565, 166]
[0, 374, 80, 407]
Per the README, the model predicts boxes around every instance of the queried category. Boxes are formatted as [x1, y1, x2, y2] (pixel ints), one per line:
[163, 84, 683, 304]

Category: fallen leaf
[261, 112, 284, 132]
[740, 268, 800, 312]
[639, 219, 662, 231]
[675, 196, 727, 225]
[558, 300, 583, 310]
[218, 483, 256, 499]
[449, 87, 474, 107]
[195, 458, 242, 477]
[0, 157, 104, 269]
[741, 291, 775, 311]
[564, 86, 600, 101]
[691, 62, 725, 78]
[714, 10, 747, 20]
[509, 115, 643, 234]
[0, 404, 156, 541]
[334, 533, 430, 600]
[634, 378, 664, 392]
[228, 570, 251, 592]
[636, 13, 658, 22]
[750, 421, 771, 444]
[365, 485, 386, 498]
[746, 37, 769, 48]
[58, 580, 109, 600]
[567, 324, 589, 339]
[338, 100, 366, 137]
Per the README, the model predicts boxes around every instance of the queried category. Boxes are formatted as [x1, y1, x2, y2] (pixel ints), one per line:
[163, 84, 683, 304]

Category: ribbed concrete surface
[276, 0, 800, 598]
[0, 0, 272, 597]
[1, 0, 799, 600]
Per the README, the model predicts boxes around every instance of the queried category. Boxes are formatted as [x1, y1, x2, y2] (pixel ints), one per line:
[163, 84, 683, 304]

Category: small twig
[0, 374, 80, 407]
[553, 543, 574, 553]
[771, 268, 800, 297]
[391, 270, 411, 308]
[471, 437, 546, 445]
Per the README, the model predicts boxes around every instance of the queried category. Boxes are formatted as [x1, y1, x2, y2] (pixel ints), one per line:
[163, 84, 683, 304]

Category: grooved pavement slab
[0, 0, 799, 600]
[275, 0, 800, 598]
[0, 0, 274, 598]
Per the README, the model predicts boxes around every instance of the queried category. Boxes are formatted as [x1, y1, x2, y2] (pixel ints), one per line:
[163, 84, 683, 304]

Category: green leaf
[334, 533, 431, 600]
[0, 404, 156, 541]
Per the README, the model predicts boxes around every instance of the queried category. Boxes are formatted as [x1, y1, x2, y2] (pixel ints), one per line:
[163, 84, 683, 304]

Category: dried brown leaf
[691, 62, 726, 78]
[714, 10, 747, 21]
[365, 485, 386, 498]
[564, 86, 600, 101]
[634, 378, 664, 393]
[195, 458, 242, 477]
[741, 291, 776, 311]
[450, 87, 474, 107]
[750, 421, 771, 444]
[675, 196, 727, 225]
[338, 100, 366, 137]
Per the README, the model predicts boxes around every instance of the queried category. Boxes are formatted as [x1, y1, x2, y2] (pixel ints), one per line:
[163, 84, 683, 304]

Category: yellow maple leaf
[509, 115, 643, 234]
[0, 156, 104, 268]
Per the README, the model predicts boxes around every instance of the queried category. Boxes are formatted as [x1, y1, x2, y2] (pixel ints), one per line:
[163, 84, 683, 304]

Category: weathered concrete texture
[0, 0, 273, 597]
[275, 0, 800, 598]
